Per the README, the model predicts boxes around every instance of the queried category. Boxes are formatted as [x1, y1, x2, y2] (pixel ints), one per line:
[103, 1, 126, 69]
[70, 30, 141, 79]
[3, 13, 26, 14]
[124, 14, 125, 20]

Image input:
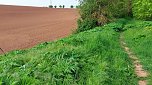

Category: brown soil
[120, 33, 148, 85]
[0, 5, 79, 54]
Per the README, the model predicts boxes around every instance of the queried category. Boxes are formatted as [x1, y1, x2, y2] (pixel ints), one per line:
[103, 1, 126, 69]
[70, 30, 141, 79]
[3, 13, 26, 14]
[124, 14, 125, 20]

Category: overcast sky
[0, 0, 79, 8]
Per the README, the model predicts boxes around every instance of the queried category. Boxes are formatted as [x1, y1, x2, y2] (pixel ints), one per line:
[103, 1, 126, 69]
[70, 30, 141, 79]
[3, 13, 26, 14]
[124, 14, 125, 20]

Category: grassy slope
[123, 20, 152, 84]
[0, 23, 137, 85]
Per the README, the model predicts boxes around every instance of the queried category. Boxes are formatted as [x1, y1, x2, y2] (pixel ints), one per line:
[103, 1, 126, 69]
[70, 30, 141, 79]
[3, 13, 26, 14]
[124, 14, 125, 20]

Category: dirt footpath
[0, 5, 78, 54]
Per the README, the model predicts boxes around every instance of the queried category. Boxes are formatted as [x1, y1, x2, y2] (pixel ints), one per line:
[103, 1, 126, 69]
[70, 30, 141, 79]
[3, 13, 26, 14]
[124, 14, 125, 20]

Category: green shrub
[132, 0, 152, 20]
[124, 20, 152, 30]
[107, 0, 132, 18]
[77, 0, 132, 32]
[76, 18, 98, 33]
[104, 19, 129, 32]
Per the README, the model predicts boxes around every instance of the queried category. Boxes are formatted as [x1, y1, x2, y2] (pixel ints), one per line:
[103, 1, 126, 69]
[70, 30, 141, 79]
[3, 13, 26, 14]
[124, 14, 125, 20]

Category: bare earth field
[0, 5, 78, 54]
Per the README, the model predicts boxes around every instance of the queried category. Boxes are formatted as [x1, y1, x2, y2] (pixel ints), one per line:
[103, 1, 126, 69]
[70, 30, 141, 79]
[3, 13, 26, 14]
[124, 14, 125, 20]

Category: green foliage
[76, 6, 79, 8]
[107, 0, 132, 18]
[63, 5, 65, 8]
[59, 5, 62, 8]
[80, 0, 131, 19]
[54, 5, 57, 8]
[79, 0, 109, 25]
[123, 20, 152, 30]
[132, 0, 152, 20]
[104, 19, 129, 32]
[49, 5, 53, 8]
[123, 20, 152, 84]
[77, 0, 152, 32]
[70, 5, 74, 8]
[77, 0, 132, 32]
[0, 22, 137, 85]
[76, 18, 97, 33]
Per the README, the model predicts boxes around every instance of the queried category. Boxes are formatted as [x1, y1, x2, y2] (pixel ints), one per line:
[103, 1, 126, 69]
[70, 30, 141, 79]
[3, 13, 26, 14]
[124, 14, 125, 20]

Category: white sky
[0, 0, 79, 8]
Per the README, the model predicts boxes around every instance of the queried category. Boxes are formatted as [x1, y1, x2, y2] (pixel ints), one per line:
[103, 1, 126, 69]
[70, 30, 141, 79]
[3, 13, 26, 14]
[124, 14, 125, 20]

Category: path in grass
[120, 33, 148, 85]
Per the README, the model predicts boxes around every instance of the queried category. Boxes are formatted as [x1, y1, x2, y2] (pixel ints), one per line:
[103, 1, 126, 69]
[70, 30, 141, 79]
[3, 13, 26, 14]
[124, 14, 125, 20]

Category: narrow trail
[120, 33, 148, 85]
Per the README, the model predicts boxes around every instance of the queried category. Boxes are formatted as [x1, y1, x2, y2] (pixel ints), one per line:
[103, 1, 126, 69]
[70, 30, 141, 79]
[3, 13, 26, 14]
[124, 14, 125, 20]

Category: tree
[63, 5, 65, 8]
[78, 0, 132, 25]
[76, 6, 79, 8]
[76, 0, 134, 32]
[49, 5, 53, 8]
[59, 5, 62, 8]
[127, 0, 132, 17]
[54, 5, 57, 8]
[70, 5, 74, 8]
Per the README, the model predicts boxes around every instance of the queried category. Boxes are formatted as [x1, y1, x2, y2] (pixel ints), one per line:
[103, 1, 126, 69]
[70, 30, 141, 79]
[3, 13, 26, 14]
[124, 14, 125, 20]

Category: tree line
[49, 5, 79, 8]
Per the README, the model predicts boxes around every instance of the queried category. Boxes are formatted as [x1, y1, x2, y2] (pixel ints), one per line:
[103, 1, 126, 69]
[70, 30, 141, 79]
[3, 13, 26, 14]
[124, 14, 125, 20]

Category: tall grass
[0, 22, 137, 85]
[123, 20, 152, 84]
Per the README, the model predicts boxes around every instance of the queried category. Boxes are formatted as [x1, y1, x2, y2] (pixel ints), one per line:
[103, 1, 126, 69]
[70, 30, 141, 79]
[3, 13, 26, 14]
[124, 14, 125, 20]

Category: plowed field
[0, 5, 78, 54]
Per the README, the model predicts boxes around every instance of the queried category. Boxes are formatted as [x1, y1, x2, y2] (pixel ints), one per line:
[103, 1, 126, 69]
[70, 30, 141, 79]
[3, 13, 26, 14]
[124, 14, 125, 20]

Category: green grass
[0, 22, 137, 85]
[123, 20, 152, 85]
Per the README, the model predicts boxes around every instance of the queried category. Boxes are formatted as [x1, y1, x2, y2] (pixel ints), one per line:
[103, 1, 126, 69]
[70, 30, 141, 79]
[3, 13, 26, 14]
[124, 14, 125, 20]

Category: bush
[79, 0, 132, 21]
[76, 18, 98, 33]
[77, 0, 132, 32]
[79, 0, 110, 25]
[107, 0, 132, 18]
[104, 19, 129, 32]
[132, 0, 152, 20]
